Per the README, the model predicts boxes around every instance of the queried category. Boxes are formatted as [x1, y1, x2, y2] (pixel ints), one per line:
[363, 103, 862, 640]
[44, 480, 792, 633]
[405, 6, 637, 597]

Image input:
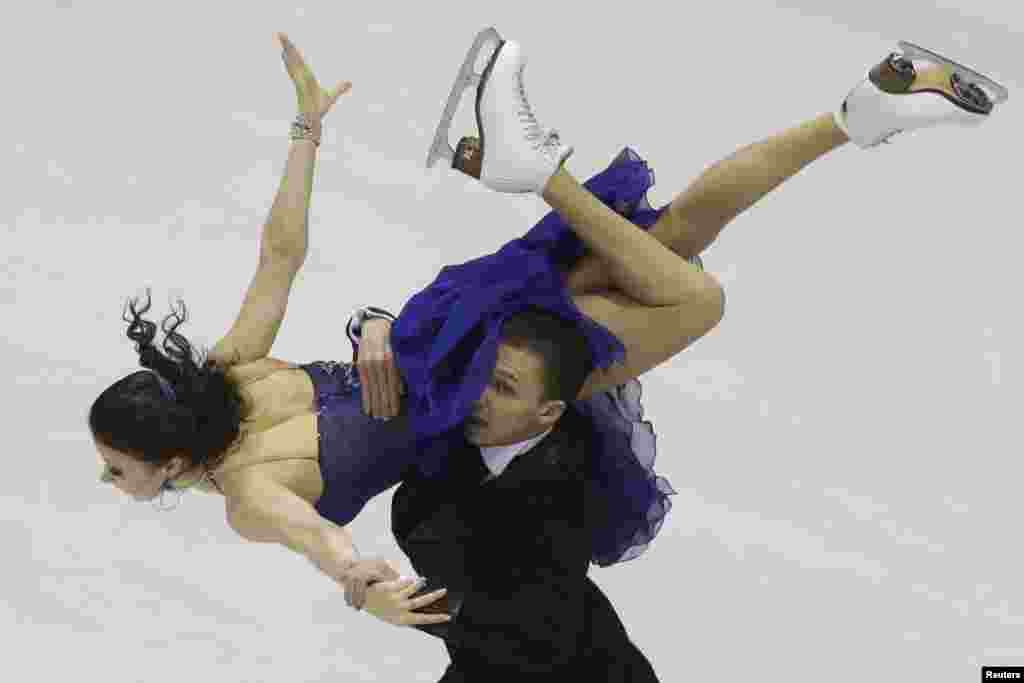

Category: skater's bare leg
[447, 34, 999, 396]
[566, 53, 999, 295]
[536, 168, 726, 399]
[565, 113, 848, 294]
[542, 168, 721, 309]
[658, 113, 849, 257]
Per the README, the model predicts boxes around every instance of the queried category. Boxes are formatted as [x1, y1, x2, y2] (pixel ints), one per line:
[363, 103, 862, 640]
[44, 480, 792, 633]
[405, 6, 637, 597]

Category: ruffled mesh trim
[575, 377, 676, 566]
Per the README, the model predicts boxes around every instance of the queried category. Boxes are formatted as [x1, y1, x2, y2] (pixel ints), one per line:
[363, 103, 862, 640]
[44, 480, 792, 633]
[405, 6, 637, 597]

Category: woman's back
[212, 358, 416, 526]
[196, 357, 322, 501]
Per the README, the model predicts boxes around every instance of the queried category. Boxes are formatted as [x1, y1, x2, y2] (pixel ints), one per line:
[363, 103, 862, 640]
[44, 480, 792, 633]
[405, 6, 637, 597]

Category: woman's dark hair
[88, 289, 245, 471]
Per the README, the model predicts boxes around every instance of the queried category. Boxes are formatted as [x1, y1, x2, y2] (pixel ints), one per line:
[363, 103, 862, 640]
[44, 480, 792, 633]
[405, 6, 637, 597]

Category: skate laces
[879, 128, 906, 144]
[541, 128, 563, 155]
[515, 64, 559, 154]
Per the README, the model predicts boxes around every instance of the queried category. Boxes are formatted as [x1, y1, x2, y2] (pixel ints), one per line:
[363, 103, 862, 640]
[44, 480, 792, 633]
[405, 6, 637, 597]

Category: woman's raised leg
[469, 39, 723, 315]
[564, 113, 848, 295]
[554, 112, 847, 398]
[565, 48, 1001, 295]
[541, 168, 719, 309]
[467, 37, 999, 396]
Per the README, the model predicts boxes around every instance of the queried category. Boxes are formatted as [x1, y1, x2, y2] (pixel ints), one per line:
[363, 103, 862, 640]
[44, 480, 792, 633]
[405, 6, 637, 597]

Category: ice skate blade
[426, 27, 503, 169]
[897, 41, 1009, 105]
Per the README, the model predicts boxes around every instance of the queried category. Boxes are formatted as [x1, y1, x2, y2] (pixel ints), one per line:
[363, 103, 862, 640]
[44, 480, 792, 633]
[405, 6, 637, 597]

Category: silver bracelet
[289, 113, 321, 147]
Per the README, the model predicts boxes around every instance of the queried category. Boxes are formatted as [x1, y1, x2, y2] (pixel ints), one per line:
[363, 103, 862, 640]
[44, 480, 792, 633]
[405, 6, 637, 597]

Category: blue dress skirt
[314, 148, 678, 567]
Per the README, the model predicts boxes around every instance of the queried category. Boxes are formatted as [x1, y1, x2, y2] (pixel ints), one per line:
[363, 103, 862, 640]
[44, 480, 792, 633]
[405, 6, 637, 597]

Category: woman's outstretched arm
[259, 134, 318, 263]
[209, 34, 351, 366]
[226, 475, 365, 592]
[225, 475, 448, 626]
[261, 33, 351, 260]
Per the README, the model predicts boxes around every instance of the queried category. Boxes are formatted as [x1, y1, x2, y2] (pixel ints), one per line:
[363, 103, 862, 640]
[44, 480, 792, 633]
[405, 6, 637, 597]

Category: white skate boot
[835, 41, 1008, 149]
[426, 28, 572, 194]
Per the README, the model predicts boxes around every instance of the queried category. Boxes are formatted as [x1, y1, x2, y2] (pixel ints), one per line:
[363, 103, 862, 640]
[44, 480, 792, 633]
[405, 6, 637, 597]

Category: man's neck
[478, 426, 554, 477]
[483, 426, 552, 449]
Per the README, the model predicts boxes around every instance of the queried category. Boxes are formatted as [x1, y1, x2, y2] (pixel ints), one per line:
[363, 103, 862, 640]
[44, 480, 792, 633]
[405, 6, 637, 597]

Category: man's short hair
[499, 308, 594, 402]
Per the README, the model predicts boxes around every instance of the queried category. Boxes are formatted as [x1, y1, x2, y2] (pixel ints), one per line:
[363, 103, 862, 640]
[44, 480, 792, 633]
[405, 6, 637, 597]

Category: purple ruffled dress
[389, 148, 679, 566]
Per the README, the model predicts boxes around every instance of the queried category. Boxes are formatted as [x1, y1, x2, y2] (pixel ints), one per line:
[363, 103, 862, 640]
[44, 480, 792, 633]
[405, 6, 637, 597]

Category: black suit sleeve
[442, 475, 590, 672]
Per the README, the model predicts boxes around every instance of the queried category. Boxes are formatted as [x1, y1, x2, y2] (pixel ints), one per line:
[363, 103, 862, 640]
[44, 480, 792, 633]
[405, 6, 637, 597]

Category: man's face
[464, 342, 565, 447]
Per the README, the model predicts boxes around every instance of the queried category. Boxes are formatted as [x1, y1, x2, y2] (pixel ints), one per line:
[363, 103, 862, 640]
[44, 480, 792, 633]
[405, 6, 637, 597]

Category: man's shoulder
[546, 407, 591, 460]
[502, 411, 590, 485]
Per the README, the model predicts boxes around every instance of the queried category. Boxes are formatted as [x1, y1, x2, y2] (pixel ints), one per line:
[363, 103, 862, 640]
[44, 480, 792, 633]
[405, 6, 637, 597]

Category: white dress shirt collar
[478, 427, 554, 477]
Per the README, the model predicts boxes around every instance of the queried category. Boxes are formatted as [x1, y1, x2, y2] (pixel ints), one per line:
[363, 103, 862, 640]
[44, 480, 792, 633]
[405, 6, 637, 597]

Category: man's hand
[342, 558, 400, 609]
[363, 577, 453, 628]
[357, 318, 404, 419]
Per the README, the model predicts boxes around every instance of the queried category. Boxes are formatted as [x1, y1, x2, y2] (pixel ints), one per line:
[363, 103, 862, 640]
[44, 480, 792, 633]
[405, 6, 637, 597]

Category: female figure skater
[89, 30, 1000, 628]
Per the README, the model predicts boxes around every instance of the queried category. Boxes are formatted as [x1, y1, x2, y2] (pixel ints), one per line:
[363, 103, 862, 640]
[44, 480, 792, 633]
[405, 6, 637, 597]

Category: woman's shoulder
[223, 356, 301, 387]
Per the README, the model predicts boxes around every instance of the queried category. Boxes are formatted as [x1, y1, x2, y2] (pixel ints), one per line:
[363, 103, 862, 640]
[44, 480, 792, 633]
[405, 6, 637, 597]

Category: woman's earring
[152, 479, 183, 512]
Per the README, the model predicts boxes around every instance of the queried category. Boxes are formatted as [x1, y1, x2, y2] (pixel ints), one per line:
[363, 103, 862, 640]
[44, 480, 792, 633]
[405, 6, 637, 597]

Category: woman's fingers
[277, 33, 300, 72]
[351, 581, 367, 610]
[277, 32, 318, 107]
[277, 33, 307, 67]
[343, 573, 366, 609]
[325, 80, 352, 109]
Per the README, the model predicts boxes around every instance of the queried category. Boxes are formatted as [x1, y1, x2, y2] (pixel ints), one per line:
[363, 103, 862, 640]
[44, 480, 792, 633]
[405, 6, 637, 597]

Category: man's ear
[164, 454, 191, 479]
[537, 399, 567, 427]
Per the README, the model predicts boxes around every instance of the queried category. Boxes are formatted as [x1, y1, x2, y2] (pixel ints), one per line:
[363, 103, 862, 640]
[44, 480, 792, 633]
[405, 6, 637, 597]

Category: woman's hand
[277, 32, 352, 121]
[341, 557, 401, 609]
[363, 577, 453, 628]
[357, 318, 404, 420]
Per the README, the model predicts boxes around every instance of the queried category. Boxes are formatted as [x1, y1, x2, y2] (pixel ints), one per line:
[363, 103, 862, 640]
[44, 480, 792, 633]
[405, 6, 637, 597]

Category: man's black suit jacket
[391, 408, 659, 681]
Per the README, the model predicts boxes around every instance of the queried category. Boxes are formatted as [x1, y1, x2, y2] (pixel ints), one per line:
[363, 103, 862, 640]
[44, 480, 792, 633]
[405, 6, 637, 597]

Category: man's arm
[439, 477, 590, 672]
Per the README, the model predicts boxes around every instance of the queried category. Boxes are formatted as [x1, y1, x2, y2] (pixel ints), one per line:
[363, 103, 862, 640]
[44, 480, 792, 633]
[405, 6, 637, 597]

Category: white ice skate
[836, 41, 1008, 149]
[426, 27, 573, 194]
